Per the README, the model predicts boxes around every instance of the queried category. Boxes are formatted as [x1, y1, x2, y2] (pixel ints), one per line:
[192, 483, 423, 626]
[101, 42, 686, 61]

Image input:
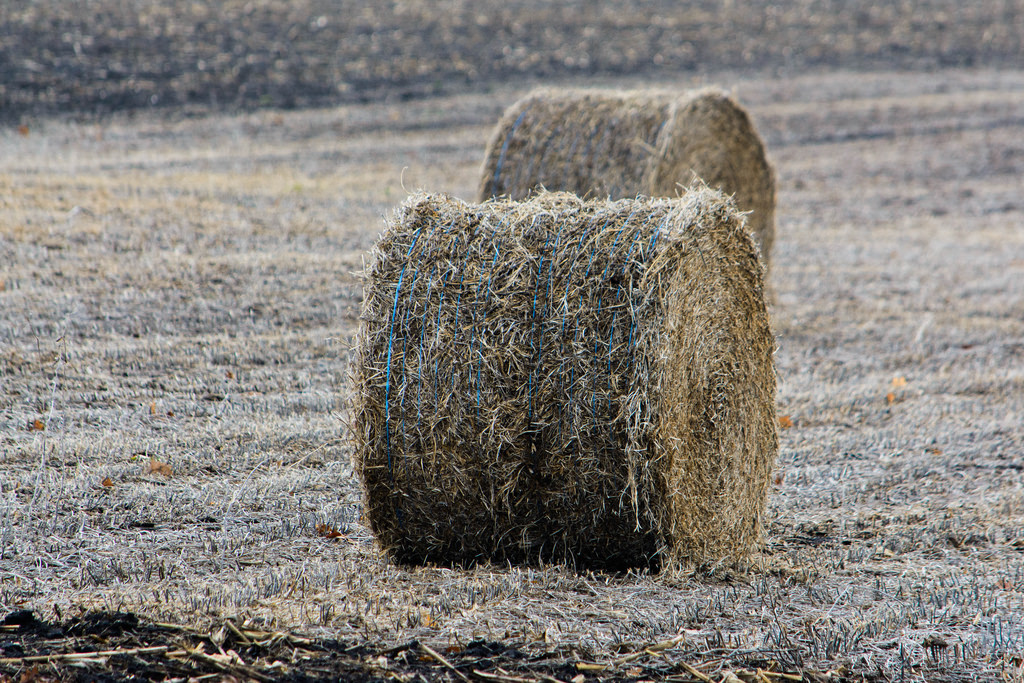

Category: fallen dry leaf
[778, 415, 794, 429]
[891, 375, 907, 388]
[315, 523, 345, 540]
[148, 457, 173, 477]
[886, 391, 897, 404]
[17, 663, 42, 682]
[101, 477, 115, 487]
[27, 418, 45, 431]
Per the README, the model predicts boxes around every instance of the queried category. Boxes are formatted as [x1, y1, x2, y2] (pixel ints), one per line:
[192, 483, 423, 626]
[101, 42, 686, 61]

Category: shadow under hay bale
[353, 189, 777, 571]
[478, 88, 776, 272]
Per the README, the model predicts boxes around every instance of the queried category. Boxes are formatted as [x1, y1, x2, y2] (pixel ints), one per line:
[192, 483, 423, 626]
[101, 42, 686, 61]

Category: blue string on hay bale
[353, 189, 777, 571]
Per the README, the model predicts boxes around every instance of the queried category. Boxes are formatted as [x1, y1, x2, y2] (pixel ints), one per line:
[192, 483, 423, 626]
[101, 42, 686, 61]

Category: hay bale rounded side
[353, 189, 777, 570]
[478, 88, 776, 271]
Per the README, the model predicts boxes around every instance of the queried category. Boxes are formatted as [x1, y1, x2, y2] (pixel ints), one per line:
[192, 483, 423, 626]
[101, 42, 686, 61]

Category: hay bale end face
[353, 189, 777, 571]
[478, 88, 776, 271]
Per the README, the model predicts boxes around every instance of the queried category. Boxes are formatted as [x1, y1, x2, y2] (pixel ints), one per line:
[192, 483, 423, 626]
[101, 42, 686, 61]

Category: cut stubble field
[2, 68, 1024, 681]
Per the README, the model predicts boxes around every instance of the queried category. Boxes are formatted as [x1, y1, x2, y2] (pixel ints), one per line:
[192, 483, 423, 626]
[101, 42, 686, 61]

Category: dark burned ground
[0, 609, 866, 682]
[3, 2, 1024, 683]
[2, 0, 1024, 122]
[2, 610, 582, 683]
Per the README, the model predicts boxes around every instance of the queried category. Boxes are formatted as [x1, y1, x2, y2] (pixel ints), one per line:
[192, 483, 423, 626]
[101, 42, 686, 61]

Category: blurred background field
[1, 2, 1023, 681]
[2, 0, 1023, 121]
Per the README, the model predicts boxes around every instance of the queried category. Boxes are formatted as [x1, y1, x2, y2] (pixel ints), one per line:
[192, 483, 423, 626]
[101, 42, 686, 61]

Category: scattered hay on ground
[353, 188, 776, 571]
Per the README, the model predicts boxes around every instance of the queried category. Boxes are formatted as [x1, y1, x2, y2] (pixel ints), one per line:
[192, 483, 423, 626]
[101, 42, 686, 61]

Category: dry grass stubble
[1, 70, 1023, 680]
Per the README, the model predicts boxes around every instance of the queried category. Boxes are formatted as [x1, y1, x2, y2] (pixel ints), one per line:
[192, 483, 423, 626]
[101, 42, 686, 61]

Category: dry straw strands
[478, 88, 776, 271]
[353, 189, 776, 571]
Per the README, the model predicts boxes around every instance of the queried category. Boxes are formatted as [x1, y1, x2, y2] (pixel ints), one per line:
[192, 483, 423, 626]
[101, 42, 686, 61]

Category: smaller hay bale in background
[478, 88, 777, 272]
[352, 189, 777, 571]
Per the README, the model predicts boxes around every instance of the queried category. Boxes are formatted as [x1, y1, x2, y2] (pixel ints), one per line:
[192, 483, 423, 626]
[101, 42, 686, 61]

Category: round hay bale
[353, 188, 777, 571]
[478, 88, 777, 272]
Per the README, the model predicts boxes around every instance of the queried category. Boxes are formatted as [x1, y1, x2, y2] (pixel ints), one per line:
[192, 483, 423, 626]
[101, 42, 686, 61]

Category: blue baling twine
[522, 125, 561, 197]
[555, 212, 596, 446]
[492, 107, 529, 192]
[410, 218, 452, 425]
[432, 287, 445, 404]
[607, 311, 617, 379]
[451, 271, 467, 396]
[531, 213, 568, 437]
[477, 239, 504, 417]
[383, 226, 426, 478]
[527, 219, 551, 426]
[605, 221, 646, 424]
[585, 210, 638, 422]
[598, 209, 638, 282]
[621, 210, 672, 401]
[398, 266, 419, 453]
[461, 219, 489, 430]
[417, 266, 437, 420]
[590, 296, 603, 420]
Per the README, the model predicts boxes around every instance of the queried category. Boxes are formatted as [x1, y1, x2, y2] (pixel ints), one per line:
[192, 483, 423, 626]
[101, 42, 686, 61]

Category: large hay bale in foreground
[353, 189, 777, 571]
[478, 88, 776, 271]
